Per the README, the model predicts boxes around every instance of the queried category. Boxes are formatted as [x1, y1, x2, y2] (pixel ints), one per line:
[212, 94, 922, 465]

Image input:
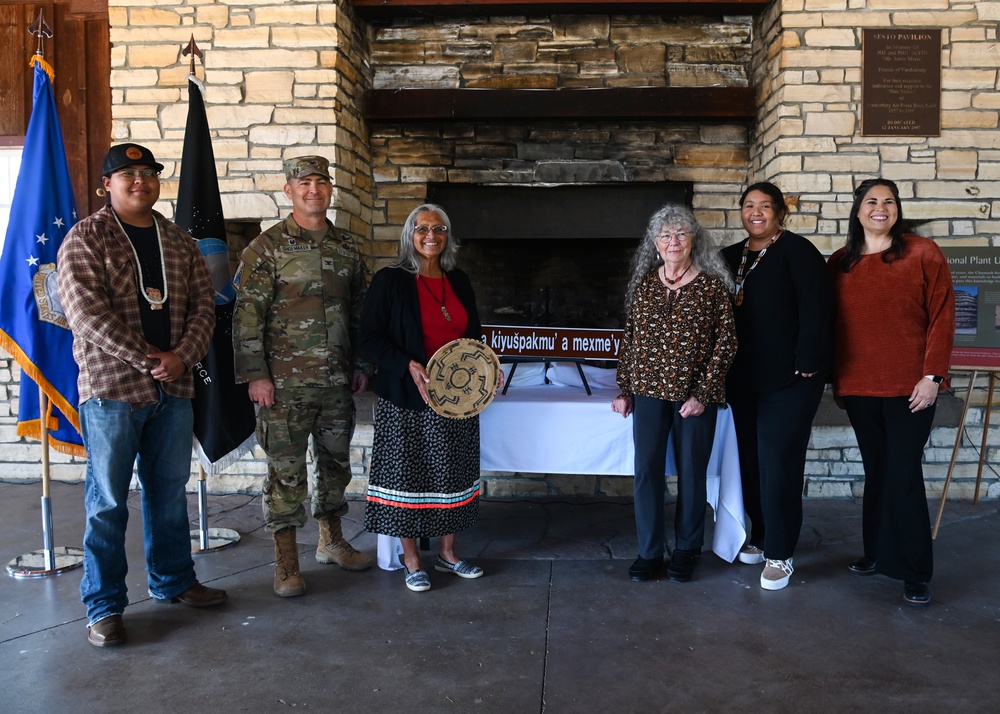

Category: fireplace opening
[427, 182, 692, 328]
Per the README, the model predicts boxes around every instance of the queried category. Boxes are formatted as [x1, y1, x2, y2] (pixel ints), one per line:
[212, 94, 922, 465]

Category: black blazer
[721, 231, 833, 393]
[359, 266, 483, 411]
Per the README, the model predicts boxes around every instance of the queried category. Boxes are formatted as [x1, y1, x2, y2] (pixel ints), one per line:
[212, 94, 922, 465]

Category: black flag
[176, 76, 256, 472]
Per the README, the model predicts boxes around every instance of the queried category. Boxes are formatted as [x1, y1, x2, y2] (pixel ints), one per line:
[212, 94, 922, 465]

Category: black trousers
[843, 395, 934, 583]
[632, 395, 717, 559]
[728, 376, 825, 561]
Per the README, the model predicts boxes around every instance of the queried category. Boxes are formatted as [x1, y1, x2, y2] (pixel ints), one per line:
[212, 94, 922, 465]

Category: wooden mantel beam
[363, 87, 756, 122]
[351, 0, 769, 19]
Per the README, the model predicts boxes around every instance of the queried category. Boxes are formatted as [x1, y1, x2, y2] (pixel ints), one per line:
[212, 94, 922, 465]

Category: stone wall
[749, 0, 1000, 253]
[106, 0, 373, 240]
[370, 13, 751, 90]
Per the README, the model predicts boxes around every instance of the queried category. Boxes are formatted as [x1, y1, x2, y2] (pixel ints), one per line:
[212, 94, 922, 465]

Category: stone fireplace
[363, 10, 756, 277]
[429, 181, 691, 328]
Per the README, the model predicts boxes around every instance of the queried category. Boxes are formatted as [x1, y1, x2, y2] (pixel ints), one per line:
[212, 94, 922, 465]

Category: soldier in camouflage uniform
[233, 155, 373, 597]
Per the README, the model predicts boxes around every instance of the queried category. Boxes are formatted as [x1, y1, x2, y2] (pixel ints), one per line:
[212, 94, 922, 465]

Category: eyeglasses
[414, 225, 449, 236]
[655, 231, 690, 244]
[116, 169, 160, 180]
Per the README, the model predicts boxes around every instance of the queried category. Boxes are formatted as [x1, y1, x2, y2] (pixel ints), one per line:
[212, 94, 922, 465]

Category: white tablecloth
[379, 386, 747, 567]
[480, 385, 747, 562]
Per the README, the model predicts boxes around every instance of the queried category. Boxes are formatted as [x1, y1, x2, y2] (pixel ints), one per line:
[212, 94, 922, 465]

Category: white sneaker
[760, 558, 794, 590]
[738, 544, 764, 565]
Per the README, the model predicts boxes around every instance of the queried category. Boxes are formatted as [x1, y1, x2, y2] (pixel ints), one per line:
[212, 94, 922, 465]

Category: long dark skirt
[365, 398, 480, 538]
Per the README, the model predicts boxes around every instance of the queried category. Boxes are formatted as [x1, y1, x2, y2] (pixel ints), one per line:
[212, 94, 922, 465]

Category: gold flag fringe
[29, 54, 55, 83]
[0, 329, 86, 457]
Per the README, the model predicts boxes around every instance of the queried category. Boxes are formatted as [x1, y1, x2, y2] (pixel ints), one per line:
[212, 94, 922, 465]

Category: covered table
[480, 385, 746, 562]
[378, 385, 747, 568]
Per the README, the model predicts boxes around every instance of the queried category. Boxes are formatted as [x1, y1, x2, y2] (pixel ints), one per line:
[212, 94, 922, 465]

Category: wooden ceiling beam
[363, 87, 756, 122]
[351, 0, 769, 19]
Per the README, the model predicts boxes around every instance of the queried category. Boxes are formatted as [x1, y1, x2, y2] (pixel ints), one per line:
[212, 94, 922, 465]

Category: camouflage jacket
[233, 215, 368, 389]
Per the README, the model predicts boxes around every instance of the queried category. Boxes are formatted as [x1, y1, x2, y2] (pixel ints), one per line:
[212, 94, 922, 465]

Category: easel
[932, 367, 998, 538]
[503, 357, 596, 395]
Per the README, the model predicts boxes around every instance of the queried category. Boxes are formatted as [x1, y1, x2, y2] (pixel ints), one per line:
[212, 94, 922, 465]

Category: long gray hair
[393, 203, 460, 273]
[624, 203, 734, 307]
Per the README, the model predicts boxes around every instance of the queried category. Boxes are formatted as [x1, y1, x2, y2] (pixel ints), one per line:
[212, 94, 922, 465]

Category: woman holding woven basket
[359, 203, 500, 592]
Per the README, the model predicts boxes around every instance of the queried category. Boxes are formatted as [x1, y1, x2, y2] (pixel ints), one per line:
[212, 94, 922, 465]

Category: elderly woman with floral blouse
[613, 204, 737, 583]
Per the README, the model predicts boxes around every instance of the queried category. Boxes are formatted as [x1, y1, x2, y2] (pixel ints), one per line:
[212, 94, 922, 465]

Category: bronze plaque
[862, 29, 942, 137]
[482, 324, 623, 360]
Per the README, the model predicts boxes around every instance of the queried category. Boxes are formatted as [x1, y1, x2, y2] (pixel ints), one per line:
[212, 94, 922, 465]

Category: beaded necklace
[733, 232, 780, 307]
[112, 209, 168, 310]
[661, 261, 693, 286]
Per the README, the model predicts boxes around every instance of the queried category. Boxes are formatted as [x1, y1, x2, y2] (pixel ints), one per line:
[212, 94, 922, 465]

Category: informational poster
[862, 29, 942, 137]
[943, 247, 1000, 368]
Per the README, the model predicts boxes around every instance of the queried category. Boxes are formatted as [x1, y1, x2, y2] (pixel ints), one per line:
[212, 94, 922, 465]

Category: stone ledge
[363, 87, 756, 122]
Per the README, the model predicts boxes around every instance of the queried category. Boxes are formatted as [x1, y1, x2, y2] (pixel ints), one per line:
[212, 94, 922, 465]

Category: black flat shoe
[903, 581, 930, 605]
[628, 556, 662, 582]
[667, 549, 697, 583]
[848, 558, 877, 576]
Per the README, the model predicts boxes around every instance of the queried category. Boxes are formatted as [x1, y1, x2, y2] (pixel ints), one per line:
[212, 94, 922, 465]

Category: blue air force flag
[176, 75, 256, 473]
[0, 58, 83, 456]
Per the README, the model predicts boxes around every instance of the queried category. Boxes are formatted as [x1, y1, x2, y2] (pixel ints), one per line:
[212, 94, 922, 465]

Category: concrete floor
[1, 481, 998, 714]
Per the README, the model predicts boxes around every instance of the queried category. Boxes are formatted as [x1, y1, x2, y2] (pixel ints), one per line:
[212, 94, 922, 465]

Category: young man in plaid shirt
[58, 143, 227, 648]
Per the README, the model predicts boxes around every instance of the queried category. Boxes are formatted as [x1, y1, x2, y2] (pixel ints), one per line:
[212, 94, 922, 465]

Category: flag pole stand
[190, 465, 240, 553]
[7, 387, 83, 578]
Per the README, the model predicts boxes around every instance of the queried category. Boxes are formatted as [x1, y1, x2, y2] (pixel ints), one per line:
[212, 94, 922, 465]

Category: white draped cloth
[378, 385, 747, 568]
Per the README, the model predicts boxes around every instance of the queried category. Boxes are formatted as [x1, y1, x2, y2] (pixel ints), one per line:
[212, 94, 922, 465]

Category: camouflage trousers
[257, 384, 356, 533]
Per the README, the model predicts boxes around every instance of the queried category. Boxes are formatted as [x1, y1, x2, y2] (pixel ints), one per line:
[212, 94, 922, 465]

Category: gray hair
[393, 203, 460, 273]
[624, 203, 734, 308]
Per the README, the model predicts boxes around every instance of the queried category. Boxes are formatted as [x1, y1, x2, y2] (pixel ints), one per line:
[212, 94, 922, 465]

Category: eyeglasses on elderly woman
[414, 225, 449, 236]
[655, 230, 690, 244]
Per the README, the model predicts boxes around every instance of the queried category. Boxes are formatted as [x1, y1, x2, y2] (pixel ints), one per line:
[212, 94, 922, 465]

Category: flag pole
[191, 464, 239, 553]
[9, 387, 83, 577]
[180, 34, 242, 554]
[40, 385, 54, 569]
[6, 10, 84, 577]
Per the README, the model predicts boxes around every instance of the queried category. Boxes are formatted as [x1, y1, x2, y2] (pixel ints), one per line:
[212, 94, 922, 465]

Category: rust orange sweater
[829, 234, 955, 398]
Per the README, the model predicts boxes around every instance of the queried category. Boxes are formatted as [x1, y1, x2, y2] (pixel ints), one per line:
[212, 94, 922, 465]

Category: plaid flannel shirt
[57, 205, 215, 407]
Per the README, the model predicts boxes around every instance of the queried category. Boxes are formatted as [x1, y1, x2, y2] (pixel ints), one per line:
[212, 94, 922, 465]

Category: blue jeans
[79, 391, 198, 624]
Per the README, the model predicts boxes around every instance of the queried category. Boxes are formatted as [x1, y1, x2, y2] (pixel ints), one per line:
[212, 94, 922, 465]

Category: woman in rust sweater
[829, 178, 955, 606]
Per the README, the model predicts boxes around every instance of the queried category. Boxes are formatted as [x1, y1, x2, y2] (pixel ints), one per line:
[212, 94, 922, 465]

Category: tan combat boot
[316, 516, 374, 571]
[273, 528, 306, 597]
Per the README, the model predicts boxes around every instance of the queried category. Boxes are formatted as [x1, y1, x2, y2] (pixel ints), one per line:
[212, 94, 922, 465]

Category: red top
[829, 234, 955, 397]
[416, 274, 468, 358]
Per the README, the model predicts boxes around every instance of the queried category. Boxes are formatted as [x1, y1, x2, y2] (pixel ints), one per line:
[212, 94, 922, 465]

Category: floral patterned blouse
[616, 270, 737, 405]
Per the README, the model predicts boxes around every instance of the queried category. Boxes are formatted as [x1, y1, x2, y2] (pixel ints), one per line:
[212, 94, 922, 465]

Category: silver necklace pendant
[441, 306, 452, 322]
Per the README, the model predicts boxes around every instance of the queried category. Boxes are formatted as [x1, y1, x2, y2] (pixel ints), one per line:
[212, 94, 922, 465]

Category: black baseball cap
[102, 143, 165, 176]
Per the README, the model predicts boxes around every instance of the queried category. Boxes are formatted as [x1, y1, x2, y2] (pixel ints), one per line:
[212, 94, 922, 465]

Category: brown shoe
[274, 527, 306, 597]
[316, 516, 373, 571]
[88, 615, 126, 648]
[169, 583, 228, 608]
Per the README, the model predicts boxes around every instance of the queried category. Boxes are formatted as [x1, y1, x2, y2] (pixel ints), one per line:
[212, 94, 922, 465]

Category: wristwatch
[924, 375, 944, 384]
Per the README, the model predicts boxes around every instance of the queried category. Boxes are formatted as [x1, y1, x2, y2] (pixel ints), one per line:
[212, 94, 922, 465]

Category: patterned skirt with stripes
[364, 397, 480, 538]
